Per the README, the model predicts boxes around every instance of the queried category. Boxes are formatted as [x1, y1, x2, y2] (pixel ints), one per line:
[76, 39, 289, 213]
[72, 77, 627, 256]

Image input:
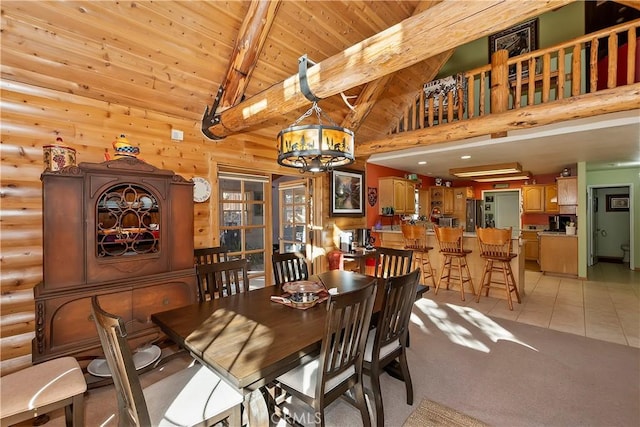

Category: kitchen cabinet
[453, 187, 473, 223]
[522, 231, 540, 261]
[430, 186, 454, 215]
[523, 184, 558, 213]
[539, 234, 578, 276]
[33, 158, 198, 364]
[545, 184, 559, 213]
[557, 176, 577, 214]
[522, 185, 544, 212]
[418, 189, 431, 216]
[378, 177, 415, 214]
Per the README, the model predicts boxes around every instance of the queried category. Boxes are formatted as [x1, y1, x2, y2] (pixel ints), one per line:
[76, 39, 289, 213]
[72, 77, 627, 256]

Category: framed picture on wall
[330, 169, 364, 217]
[488, 18, 538, 79]
[606, 194, 629, 212]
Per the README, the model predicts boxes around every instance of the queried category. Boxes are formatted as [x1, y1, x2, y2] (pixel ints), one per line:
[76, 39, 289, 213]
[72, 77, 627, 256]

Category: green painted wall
[438, 2, 585, 78]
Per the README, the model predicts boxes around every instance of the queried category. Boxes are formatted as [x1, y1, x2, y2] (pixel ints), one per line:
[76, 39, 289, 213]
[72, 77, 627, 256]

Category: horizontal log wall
[1, 82, 341, 374]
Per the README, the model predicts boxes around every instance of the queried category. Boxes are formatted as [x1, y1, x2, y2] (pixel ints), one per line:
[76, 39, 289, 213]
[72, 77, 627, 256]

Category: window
[219, 172, 269, 287]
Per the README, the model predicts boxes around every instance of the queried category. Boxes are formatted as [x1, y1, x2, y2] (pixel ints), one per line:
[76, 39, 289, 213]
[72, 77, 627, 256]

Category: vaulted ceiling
[2, 0, 638, 176]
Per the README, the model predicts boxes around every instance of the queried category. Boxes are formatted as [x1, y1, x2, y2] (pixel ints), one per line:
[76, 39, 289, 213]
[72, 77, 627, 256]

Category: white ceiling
[367, 110, 640, 180]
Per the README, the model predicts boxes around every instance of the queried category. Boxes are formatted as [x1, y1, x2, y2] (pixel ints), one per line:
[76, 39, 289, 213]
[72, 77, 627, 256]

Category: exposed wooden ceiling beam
[356, 84, 640, 156]
[202, 0, 280, 138]
[219, 0, 281, 111]
[340, 0, 447, 133]
[206, 0, 575, 139]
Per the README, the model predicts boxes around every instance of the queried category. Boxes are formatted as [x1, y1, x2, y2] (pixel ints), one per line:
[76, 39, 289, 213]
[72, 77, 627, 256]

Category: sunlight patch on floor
[412, 299, 490, 353]
[412, 299, 539, 353]
[448, 303, 538, 351]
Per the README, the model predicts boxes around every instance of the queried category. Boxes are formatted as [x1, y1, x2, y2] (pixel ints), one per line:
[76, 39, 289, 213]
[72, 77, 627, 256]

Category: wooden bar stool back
[476, 226, 521, 310]
[401, 223, 436, 287]
[433, 225, 475, 300]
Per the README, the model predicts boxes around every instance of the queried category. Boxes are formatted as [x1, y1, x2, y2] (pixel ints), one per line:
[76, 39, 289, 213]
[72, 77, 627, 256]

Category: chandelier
[276, 55, 354, 173]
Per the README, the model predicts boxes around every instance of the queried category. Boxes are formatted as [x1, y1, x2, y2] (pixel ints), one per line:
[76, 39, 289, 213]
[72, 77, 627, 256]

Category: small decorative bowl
[288, 292, 320, 308]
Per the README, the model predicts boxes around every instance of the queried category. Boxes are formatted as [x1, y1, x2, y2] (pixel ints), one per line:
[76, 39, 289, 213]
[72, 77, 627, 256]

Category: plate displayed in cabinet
[192, 176, 211, 202]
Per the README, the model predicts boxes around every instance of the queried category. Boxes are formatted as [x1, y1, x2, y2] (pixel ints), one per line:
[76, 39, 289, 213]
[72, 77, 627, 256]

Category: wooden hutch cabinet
[33, 158, 198, 364]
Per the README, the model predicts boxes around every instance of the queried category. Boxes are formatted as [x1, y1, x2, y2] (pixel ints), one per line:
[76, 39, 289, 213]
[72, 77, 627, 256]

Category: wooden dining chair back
[272, 251, 309, 286]
[364, 268, 420, 426]
[193, 246, 229, 266]
[90, 296, 243, 427]
[196, 258, 250, 300]
[476, 226, 521, 310]
[373, 246, 413, 279]
[275, 280, 377, 427]
[401, 223, 436, 287]
[433, 225, 475, 300]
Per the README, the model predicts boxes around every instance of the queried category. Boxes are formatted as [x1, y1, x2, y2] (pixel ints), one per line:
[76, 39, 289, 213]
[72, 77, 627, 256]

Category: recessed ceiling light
[461, 155, 471, 159]
[418, 161, 427, 165]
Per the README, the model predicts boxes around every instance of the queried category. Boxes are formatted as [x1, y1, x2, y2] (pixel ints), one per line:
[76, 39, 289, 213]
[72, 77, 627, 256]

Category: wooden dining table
[151, 270, 427, 425]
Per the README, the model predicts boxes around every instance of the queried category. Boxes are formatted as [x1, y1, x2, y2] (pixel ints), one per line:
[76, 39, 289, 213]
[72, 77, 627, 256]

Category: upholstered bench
[0, 356, 86, 426]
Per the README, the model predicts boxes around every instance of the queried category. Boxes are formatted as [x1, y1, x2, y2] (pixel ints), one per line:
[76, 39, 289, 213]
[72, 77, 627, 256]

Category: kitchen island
[372, 228, 526, 299]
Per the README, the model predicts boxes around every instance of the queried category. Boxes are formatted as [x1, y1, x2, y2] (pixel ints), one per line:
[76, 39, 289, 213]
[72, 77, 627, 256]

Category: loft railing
[390, 19, 639, 134]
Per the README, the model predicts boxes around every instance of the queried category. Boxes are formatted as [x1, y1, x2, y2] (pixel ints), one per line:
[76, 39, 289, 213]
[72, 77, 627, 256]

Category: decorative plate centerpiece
[282, 280, 324, 294]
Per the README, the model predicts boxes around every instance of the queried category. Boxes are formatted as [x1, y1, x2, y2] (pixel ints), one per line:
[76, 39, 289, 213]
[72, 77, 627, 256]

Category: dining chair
[273, 280, 377, 427]
[433, 225, 475, 300]
[0, 357, 86, 427]
[372, 246, 413, 279]
[476, 226, 521, 310]
[363, 268, 420, 427]
[401, 223, 436, 287]
[196, 258, 250, 300]
[90, 296, 243, 427]
[193, 246, 229, 266]
[272, 251, 309, 286]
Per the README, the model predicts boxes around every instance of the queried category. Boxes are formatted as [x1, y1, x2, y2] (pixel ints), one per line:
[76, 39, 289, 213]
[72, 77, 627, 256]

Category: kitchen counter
[371, 227, 525, 298]
[537, 231, 577, 237]
[374, 227, 480, 238]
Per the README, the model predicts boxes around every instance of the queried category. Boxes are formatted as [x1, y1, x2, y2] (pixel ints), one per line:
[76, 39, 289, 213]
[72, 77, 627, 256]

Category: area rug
[403, 398, 490, 427]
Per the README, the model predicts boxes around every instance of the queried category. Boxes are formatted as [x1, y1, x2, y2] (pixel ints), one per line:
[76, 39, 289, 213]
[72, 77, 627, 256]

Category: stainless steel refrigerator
[465, 199, 483, 232]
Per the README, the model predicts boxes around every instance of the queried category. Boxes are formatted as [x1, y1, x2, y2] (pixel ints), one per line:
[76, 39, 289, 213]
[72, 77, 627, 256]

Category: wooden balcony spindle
[588, 38, 598, 94]
[627, 27, 636, 85]
[608, 32, 618, 89]
[557, 49, 566, 100]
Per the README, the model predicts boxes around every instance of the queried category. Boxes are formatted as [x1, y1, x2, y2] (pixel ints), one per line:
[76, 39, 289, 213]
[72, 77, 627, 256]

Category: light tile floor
[427, 261, 640, 348]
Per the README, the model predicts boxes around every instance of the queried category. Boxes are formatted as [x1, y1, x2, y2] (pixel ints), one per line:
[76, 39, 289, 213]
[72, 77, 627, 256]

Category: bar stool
[433, 225, 475, 300]
[476, 226, 521, 310]
[401, 223, 436, 287]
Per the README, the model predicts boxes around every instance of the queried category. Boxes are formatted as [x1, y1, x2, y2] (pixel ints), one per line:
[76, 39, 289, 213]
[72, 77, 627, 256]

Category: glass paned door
[219, 173, 268, 288]
[278, 180, 311, 257]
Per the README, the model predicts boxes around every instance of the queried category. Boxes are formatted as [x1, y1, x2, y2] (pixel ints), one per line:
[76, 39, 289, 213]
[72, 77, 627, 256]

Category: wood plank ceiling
[1, 0, 573, 161]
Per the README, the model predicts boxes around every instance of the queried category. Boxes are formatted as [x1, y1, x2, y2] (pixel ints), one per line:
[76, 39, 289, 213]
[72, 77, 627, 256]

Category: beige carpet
[403, 399, 489, 427]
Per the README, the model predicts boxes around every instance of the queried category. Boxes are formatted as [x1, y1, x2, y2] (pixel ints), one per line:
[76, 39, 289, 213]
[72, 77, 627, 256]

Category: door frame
[480, 188, 523, 234]
[586, 183, 634, 270]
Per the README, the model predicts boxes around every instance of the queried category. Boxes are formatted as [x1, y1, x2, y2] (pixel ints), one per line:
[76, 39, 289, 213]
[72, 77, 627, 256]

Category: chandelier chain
[290, 102, 339, 127]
